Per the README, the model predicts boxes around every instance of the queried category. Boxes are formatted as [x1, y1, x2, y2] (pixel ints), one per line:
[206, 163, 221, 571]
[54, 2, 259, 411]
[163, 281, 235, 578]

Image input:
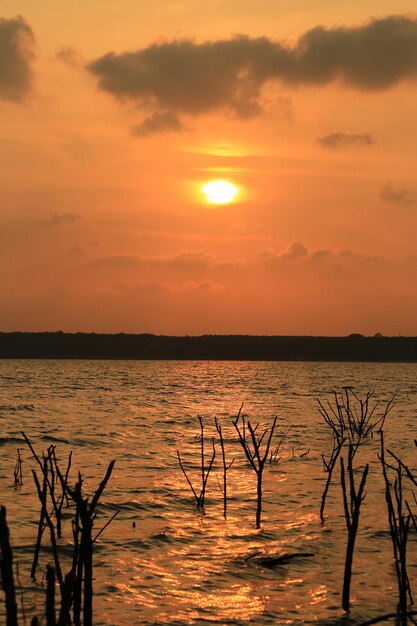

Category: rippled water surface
[1, 360, 417, 624]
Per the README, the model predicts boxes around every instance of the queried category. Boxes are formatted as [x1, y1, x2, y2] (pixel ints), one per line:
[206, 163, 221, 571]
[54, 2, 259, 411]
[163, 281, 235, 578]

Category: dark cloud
[379, 182, 415, 205]
[55, 45, 83, 67]
[87, 16, 417, 125]
[290, 16, 417, 89]
[45, 212, 82, 226]
[131, 111, 186, 136]
[88, 36, 273, 119]
[316, 131, 374, 148]
[0, 15, 35, 101]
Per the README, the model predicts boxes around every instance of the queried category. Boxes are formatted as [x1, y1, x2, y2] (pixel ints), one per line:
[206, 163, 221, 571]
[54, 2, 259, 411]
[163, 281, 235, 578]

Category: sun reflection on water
[3, 360, 412, 624]
[309, 584, 328, 605]
[110, 578, 268, 623]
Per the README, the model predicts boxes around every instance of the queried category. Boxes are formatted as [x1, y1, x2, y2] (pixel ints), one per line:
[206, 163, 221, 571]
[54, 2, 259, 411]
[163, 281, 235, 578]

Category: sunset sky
[2, 1, 417, 335]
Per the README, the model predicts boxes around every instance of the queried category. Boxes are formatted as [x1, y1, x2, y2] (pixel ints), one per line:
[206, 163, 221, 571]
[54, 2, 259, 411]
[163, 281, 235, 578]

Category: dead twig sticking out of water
[320, 436, 344, 523]
[57, 460, 116, 626]
[0, 506, 18, 626]
[45, 565, 56, 626]
[22, 432, 117, 625]
[13, 450, 23, 488]
[214, 417, 234, 518]
[30, 459, 47, 579]
[380, 432, 413, 626]
[319, 391, 348, 522]
[318, 389, 395, 444]
[340, 443, 369, 612]
[177, 416, 216, 511]
[21, 433, 72, 580]
[233, 406, 277, 528]
[319, 390, 394, 522]
[269, 427, 290, 464]
[0, 437, 118, 626]
[31, 460, 69, 623]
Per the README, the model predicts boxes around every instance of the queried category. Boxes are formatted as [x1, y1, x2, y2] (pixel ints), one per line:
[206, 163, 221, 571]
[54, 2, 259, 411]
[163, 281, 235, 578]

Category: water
[0, 359, 417, 624]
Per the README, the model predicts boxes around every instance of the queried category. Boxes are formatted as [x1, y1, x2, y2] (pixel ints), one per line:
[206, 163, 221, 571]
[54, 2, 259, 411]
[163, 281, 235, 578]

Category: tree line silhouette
[1, 332, 417, 361]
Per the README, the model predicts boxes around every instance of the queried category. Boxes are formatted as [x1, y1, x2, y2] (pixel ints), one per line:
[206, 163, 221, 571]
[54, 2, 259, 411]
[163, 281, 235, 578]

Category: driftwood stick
[93, 510, 120, 543]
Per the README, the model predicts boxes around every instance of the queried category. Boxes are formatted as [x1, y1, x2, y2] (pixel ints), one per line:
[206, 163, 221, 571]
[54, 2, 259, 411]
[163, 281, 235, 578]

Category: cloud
[159, 250, 214, 269]
[45, 212, 82, 226]
[0, 15, 35, 101]
[311, 248, 332, 261]
[316, 131, 374, 149]
[291, 16, 417, 89]
[338, 249, 379, 263]
[89, 254, 141, 269]
[87, 16, 417, 125]
[259, 240, 310, 263]
[85, 252, 245, 284]
[131, 111, 186, 136]
[379, 182, 415, 205]
[282, 240, 309, 260]
[191, 280, 226, 293]
[55, 45, 83, 67]
[115, 279, 227, 294]
[259, 241, 377, 266]
[87, 250, 216, 270]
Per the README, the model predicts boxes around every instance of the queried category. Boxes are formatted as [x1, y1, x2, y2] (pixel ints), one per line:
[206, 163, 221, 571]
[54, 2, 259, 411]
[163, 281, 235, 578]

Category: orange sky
[1, 1, 417, 335]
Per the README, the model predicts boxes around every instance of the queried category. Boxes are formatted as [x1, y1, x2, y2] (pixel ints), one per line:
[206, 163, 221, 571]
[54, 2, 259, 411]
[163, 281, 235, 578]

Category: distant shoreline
[1, 332, 417, 362]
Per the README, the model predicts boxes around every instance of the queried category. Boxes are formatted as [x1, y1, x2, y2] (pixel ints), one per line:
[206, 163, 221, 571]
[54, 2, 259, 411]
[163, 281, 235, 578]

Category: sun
[202, 180, 238, 205]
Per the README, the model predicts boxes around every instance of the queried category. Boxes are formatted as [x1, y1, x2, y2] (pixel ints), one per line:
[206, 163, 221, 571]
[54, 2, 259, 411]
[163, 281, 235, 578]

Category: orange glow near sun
[202, 180, 238, 205]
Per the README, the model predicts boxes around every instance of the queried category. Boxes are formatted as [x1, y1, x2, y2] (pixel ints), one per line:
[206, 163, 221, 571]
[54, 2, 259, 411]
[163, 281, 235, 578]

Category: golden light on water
[202, 180, 239, 205]
[309, 584, 328, 605]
